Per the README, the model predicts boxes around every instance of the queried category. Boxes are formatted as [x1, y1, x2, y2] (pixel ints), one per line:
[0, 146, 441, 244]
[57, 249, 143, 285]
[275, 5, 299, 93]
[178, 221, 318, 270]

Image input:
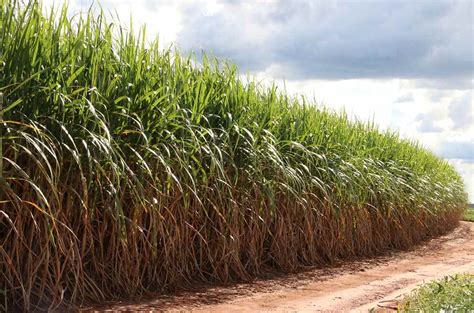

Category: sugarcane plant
[0, 0, 468, 311]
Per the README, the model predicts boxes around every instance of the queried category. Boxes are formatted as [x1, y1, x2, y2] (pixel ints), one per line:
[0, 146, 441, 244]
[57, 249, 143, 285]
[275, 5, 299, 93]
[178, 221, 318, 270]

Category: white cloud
[394, 93, 414, 103]
[178, 0, 473, 81]
[448, 92, 473, 130]
[416, 113, 444, 133]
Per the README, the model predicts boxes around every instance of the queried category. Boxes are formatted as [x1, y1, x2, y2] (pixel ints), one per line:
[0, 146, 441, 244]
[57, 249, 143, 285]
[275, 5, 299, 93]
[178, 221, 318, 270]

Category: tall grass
[0, 1, 468, 311]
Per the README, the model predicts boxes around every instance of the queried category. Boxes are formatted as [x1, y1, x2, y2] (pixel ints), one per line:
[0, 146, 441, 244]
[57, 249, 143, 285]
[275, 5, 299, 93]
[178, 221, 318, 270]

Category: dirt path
[92, 221, 474, 312]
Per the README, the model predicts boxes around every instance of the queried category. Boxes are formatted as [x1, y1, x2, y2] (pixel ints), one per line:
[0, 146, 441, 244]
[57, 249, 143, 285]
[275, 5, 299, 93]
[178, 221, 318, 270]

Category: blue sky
[46, 0, 473, 201]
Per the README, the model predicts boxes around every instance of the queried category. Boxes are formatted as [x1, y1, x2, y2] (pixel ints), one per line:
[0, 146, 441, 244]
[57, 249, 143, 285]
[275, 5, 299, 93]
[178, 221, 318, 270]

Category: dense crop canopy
[0, 1, 468, 311]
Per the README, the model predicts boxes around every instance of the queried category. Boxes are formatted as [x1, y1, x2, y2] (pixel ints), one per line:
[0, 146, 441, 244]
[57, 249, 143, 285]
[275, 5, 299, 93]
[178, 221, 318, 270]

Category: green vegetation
[400, 274, 474, 312]
[463, 208, 474, 222]
[0, 1, 468, 310]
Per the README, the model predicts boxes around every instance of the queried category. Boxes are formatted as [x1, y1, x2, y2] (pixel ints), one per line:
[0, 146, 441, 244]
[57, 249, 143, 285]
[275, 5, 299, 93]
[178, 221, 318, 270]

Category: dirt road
[95, 221, 474, 312]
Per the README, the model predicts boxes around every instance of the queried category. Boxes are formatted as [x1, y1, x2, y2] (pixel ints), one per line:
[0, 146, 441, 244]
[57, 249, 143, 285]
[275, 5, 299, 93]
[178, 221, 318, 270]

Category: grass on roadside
[400, 274, 474, 312]
[463, 208, 474, 222]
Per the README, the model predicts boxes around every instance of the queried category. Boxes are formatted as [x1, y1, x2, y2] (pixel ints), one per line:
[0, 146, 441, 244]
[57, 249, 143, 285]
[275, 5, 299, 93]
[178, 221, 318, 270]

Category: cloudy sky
[47, 0, 473, 201]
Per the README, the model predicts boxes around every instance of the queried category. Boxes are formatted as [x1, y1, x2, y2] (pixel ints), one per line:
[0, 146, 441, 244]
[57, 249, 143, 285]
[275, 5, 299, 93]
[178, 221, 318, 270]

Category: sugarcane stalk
[0, 92, 3, 180]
